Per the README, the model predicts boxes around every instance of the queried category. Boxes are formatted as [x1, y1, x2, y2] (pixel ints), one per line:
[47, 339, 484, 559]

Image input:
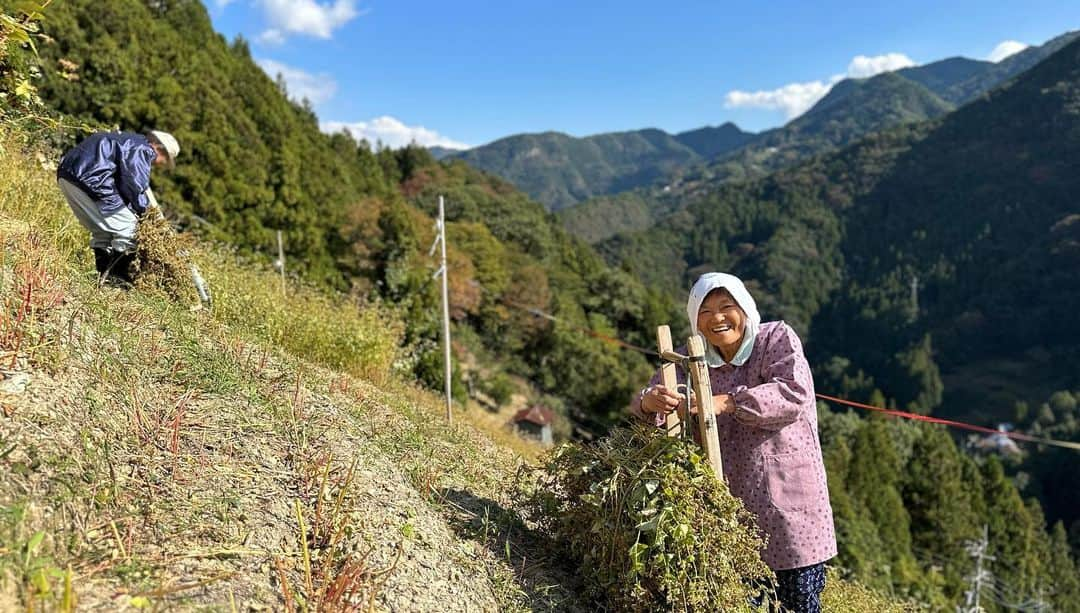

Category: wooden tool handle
[687, 336, 724, 480]
[656, 325, 682, 436]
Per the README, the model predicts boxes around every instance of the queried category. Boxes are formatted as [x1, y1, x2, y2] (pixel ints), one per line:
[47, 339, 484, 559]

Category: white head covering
[687, 272, 761, 367]
[148, 130, 180, 168]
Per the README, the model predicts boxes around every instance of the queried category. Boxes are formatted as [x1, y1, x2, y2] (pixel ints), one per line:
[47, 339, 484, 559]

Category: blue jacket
[57, 132, 157, 215]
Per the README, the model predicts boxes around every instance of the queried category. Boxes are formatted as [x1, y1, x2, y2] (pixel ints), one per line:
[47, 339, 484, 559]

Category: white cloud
[987, 40, 1029, 62]
[846, 53, 916, 78]
[256, 0, 360, 41]
[725, 76, 842, 119]
[724, 52, 917, 119]
[256, 29, 286, 46]
[257, 58, 337, 105]
[322, 116, 471, 150]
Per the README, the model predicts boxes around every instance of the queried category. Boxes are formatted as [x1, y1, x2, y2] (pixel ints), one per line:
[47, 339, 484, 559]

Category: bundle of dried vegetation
[131, 211, 197, 303]
[527, 425, 773, 612]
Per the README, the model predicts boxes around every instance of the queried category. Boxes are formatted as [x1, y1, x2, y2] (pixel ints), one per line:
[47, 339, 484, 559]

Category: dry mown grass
[0, 224, 518, 610]
[131, 212, 199, 304]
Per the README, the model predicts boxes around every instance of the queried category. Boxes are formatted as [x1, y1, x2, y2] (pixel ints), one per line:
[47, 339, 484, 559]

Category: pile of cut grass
[131, 211, 198, 304]
[527, 425, 921, 612]
[528, 425, 773, 612]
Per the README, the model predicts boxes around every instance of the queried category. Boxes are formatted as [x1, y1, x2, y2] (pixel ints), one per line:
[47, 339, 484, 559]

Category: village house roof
[513, 405, 555, 427]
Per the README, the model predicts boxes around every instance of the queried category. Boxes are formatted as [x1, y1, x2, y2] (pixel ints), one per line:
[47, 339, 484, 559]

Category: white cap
[148, 130, 180, 167]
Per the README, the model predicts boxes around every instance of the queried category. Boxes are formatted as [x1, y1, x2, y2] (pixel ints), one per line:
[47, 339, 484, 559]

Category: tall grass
[0, 127, 83, 260]
[208, 258, 402, 384]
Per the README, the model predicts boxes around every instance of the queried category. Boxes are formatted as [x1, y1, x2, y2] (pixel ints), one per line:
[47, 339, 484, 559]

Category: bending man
[56, 130, 180, 283]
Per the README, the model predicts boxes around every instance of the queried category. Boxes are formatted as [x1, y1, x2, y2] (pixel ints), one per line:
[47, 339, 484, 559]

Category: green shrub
[413, 344, 466, 404]
[0, 3, 48, 120]
[481, 372, 515, 407]
[527, 425, 772, 611]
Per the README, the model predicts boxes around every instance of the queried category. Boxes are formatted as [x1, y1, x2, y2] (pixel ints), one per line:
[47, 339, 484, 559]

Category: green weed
[0, 504, 76, 611]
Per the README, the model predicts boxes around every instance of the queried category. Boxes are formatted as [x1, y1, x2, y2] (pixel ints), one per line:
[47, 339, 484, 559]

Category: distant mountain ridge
[428, 146, 462, 160]
[559, 30, 1080, 243]
[903, 31, 1080, 104]
[454, 31, 1075, 219]
[446, 122, 754, 211]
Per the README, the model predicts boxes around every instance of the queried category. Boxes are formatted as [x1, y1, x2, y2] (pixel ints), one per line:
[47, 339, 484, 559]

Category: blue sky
[208, 1, 1080, 149]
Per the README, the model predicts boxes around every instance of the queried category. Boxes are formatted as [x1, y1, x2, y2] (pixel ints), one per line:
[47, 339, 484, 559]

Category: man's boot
[98, 250, 135, 288]
[112, 252, 136, 284]
[93, 248, 111, 276]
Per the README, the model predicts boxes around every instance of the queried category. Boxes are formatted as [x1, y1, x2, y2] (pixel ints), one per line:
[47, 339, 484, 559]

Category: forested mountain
[560, 31, 1080, 243]
[896, 56, 994, 102]
[427, 145, 461, 160]
[671, 122, 756, 158]
[602, 33, 1080, 575]
[449, 123, 753, 211]
[901, 31, 1080, 104]
[26, 0, 675, 431]
[5, 1, 1079, 610]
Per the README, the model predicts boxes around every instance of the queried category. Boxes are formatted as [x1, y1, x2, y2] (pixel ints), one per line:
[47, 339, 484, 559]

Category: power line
[817, 394, 1080, 452]
[424, 241, 1080, 452]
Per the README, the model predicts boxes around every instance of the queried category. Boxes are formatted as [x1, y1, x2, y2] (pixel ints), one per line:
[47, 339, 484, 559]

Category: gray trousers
[57, 178, 138, 253]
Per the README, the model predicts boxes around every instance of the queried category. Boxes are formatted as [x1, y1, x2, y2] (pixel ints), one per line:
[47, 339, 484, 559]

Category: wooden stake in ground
[687, 335, 724, 480]
[276, 230, 286, 297]
[656, 325, 683, 437]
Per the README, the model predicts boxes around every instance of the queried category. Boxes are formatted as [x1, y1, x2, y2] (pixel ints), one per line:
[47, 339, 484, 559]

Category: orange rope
[815, 393, 1080, 451]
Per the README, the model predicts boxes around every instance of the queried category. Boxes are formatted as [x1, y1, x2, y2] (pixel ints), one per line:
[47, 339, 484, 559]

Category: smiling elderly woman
[631, 272, 837, 613]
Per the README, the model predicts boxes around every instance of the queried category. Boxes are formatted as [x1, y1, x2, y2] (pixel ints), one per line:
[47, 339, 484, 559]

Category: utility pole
[430, 195, 453, 423]
[959, 525, 994, 613]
